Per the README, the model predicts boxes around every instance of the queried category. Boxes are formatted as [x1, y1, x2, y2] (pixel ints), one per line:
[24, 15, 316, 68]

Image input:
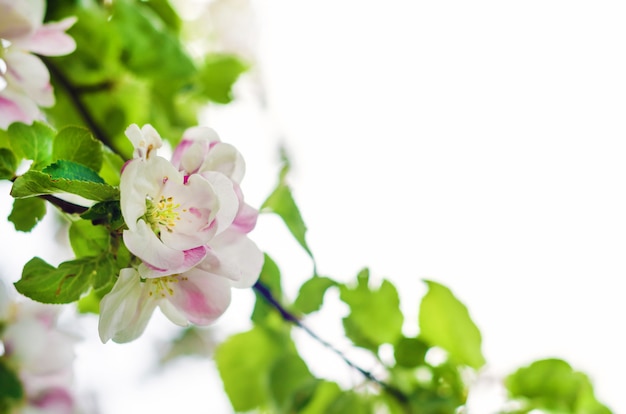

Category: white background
[2, 0, 626, 412]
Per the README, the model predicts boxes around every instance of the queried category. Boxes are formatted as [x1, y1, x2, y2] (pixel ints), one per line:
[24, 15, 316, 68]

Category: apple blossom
[0, 283, 79, 414]
[171, 126, 258, 234]
[0, 0, 77, 129]
[99, 267, 233, 343]
[120, 125, 239, 273]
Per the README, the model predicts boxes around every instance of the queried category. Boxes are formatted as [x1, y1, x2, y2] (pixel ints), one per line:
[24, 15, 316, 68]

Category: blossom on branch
[99, 124, 263, 343]
[0, 0, 76, 129]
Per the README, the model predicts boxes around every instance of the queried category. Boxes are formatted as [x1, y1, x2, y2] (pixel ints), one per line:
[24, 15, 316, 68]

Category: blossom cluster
[98, 124, 263, 343]
[0, 283, 79, 414]
[0, 0, 77, 129]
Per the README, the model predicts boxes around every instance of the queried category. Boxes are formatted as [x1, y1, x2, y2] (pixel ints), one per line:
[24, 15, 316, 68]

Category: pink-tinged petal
[165, 268, 232, 325]
[157, 173, 218, 250]
[138, 245, 208, 278]
[123, 220, 185, 271]
[31, 387, 74, 411]
[0, 0, 43, 40]
[0, 90, 39, 129]
[98, 268, 157, 343]
[199, 171, 239, 234]
[16, 17, 78, 56]
[4, 50, 53, 106]
[232, 184, 258, 233]
[201, 142, 246, 183]
[202, 230, 263, 288]
[171, 136, 210, 173]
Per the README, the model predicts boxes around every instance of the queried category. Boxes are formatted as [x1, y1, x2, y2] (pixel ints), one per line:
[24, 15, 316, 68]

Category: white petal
[206, 230, 263, 288]
[199, 171, 239, 235]
[98, 268, 156, 343]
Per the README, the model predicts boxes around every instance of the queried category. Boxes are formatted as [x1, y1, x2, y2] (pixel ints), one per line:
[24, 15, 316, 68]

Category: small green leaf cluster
[212, 157, 612, 413]
[38, 0, 248, 158]
[1, 121, 125, 310]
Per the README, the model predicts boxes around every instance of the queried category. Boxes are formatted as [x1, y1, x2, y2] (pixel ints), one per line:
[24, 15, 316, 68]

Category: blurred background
[2, 0, 626, 412]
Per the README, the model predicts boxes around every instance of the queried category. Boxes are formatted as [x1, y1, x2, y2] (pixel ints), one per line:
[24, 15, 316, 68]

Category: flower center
[147, 275, 189, 298]
[145, 195, 183, 235]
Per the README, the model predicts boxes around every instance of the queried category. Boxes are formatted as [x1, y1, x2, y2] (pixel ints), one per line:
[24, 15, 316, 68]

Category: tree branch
[253, 280, 410, 406]
[41, 56, 124, 158]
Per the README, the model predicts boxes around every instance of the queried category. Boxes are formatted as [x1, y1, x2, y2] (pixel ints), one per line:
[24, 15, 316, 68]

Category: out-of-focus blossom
[0, 283, 79, 414]
[0, 0, 76, 129]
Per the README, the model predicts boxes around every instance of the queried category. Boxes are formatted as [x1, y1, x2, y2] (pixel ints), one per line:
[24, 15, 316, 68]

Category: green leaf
[80, 201, 122, 225]
[269, 353, 318, 412]
[300, 382, 343, 414]
[394, 337, 429, 368]
[112, 0, 195, 80]
[0, 148, 17, 179]
[505, 358, 611, 413]
[261, 151, 315, 261]
[293, 275, 337, 314]
[159, 327, 216, 364]
[7, 121, 55, 169]
[215, 326, 282, 412]
[69, 220, 111, 257]
[8, 198, 47, 232]
[418, 280, 485, 369]
[15, 255, 117, 304]
[197, 54, 248, 104]
[339, 269, 404, 351]
[11, 170, 119, 201]
[327, 391, 374, 414]
[43, 160, 105, 183]
[99, 147, 125, 186]
[0, 359, 23, 410]
[52, 126, 103, 172]
[251, 254, 283, 324]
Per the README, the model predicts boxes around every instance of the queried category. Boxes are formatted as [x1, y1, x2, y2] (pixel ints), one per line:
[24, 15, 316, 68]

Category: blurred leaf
[293, 275, 337, 314]
[340, 268, 404, 351]
[143, 0, 182, 32]
[0, 148, 17, 179]
[69, 219, 110, 257]
[261, 151, 314, 260]
[15, 255, 117, 304]
[52, 126, 103, 172]
[269, 353, 318, 412]
[160, 327, 217, 364]
[215, 326, 282, 412]
[111, 0, 195, 80]
[99, 147, 125, 186]
[419, 280, 485, 369]
[197, 54, 248, 104]
[505, 358, 611, 413]
[8, 198, 47, 232]
[43, 160, 104, 183]
[300, 381, 343, 414]
[327, 391, 374, 414]
[11, 170, 119, 201]
[394, 336, 429, 369]
[251, 253, 283, 324]
[7, 121, 55, 169]
[0, 359, 23, 410]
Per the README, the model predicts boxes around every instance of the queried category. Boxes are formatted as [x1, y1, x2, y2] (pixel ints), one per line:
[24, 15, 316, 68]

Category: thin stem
[252, 280, 410, 405]
[41, 194, 88, 215]
[41, 56, 124, 158]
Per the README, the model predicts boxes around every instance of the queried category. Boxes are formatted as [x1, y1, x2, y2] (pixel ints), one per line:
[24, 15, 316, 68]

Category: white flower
[99, 267, 233, 343]
[121, 125, 239, 274]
